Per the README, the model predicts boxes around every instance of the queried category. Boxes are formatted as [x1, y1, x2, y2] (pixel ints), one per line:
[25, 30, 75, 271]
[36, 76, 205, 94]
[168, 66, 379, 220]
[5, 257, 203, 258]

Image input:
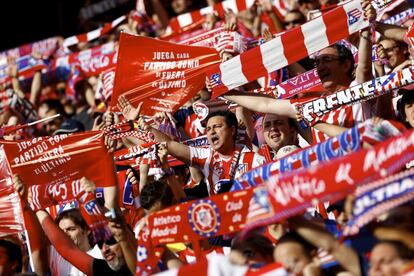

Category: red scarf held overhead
[207, 0, 369, 97]
[0, 131, 117, 189]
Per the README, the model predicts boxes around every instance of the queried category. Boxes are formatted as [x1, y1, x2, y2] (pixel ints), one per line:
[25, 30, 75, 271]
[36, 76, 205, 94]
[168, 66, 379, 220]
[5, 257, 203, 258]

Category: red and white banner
[0, 146, 24, 237]
[0, 131, 117, 188]
[245, 127, 414, 231]
[63, 15, 126, 48]
[110, 33, 220, 116]
[207, 0, 369, 98]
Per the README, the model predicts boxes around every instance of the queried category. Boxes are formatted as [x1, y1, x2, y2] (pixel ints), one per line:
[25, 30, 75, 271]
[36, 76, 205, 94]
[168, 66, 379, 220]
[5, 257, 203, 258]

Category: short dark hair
[40, 99, 66, 118]
[277, 231, 316, 256]
[328, 43, 355, 79]
[55, 208, 89, 231]
[205, 110, 238, 142]
[139, 181, 174, 210]
[376, 240, 414, 261]
[397, 89, 414, 127]
[231, 232, 274, 260]
[0, 239, 22, 273]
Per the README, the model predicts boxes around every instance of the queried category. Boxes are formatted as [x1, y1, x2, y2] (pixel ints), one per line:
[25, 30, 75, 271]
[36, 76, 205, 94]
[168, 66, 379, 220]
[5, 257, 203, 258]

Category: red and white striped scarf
[63, 15, 126, 49]
[179, 27, 247, 54]
[207, 0, 369, 98]
[167, 0, 257, 34]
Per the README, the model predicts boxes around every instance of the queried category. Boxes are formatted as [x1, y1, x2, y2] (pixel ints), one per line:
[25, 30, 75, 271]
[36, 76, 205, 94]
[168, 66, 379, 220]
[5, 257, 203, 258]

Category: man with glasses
[377, 39, 410, 73]
[221, 0, 378, 144]
[223, 41, 374, 144]
[13, 171, 134, 276]
[35, 208, 133, 275]
[283, 10, 306, 30]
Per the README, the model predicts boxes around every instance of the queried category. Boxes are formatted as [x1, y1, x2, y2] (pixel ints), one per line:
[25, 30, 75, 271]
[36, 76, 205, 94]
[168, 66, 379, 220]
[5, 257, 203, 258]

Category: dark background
[0, 0, 134, 52]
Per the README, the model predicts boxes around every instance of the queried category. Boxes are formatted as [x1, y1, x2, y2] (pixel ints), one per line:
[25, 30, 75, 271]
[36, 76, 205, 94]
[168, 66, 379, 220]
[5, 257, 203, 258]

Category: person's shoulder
[92, 259, 112, 275]
[240, 146, 266, 164]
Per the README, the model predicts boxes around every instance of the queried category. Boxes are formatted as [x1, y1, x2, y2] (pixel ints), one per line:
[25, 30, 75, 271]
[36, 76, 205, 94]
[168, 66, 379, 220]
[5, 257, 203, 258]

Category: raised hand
[117, 95, 143, 121]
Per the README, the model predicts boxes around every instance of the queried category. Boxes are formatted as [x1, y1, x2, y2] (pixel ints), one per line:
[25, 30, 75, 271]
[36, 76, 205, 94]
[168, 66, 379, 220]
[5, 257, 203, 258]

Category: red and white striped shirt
[190, 146, 265, 195]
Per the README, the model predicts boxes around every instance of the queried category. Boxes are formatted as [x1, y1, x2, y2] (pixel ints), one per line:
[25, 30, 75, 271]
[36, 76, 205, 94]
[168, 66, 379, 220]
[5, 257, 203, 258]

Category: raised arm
[313, 122, 349, 137]
[30, 52, 43, 107]
[36, 210, 94, 275]
[158, 144, 186, 201]
[223, 92, 297, 118]
[13, 175, 49, 275]
[355, 0, 375, 84]
[289, 216, 361, 276]
[107, 216, 137, 274]
[118, 95, 191, 164]
[375, 22, 408, 42]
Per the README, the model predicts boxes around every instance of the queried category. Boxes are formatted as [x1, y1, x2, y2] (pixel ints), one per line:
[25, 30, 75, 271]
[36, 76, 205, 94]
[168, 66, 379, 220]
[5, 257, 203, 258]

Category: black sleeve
[92, 259, 114, 275]
[92, 259, 132, 276]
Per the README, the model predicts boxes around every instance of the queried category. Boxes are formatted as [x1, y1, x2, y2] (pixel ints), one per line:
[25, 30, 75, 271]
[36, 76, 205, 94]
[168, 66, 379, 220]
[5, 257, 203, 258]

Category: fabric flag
[207, 0, 369, 98]
[110, 33, 220, 116]
[244, 127, 414, 232]
[300, 66, 414, 125]
[0, 146, 24, 237]
[0, 131, 117, 188]
[343, 168, 414, 235]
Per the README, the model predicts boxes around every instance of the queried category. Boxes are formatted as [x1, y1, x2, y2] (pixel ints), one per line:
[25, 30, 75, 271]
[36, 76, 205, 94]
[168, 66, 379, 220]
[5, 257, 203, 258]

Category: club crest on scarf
[347, 8, 362, 25]
[84, 198, 101, 215]
[211, 73, 222, 87]
[188, 199, 220, 237]
[246, 187, 275, 225]
[193, 102, 209, 121]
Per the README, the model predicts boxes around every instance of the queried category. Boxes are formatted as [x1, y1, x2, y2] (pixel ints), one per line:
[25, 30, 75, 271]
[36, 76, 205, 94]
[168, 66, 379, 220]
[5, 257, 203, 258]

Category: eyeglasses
[312, 56, 341, 67]
[284, 19, 304, 27]
[97, 236, 118, 249]
[383, 45, 400, 55]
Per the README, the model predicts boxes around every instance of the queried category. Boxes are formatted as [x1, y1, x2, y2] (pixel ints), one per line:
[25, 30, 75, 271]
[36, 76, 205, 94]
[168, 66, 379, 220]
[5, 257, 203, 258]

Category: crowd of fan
[1, 0, 414, 275]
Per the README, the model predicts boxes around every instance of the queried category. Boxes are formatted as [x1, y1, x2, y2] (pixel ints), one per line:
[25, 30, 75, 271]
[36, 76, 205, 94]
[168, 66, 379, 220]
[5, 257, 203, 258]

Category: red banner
[0, 131, 117, 188]
[110, 33, 220, 116]
[146, 128, 414, 243]
[0, 146, 24, 237]
[148, 189, 253, 245]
